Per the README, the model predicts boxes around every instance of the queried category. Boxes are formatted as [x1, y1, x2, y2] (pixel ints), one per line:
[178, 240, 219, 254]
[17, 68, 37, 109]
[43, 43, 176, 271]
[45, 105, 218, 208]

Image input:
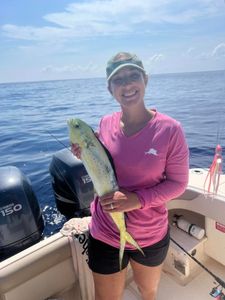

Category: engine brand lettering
[0, 203, 22, 217]
[81, 175, 92, 184]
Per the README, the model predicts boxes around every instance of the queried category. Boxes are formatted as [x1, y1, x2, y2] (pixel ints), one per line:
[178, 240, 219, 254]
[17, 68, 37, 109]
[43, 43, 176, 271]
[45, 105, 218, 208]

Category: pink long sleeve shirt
[89, 110, 189, 249]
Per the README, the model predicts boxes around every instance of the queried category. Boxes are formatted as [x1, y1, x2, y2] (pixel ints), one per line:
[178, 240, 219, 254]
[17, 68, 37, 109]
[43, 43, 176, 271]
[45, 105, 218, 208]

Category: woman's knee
[131, 260, 163, 300]
[136, 281, 158, 299]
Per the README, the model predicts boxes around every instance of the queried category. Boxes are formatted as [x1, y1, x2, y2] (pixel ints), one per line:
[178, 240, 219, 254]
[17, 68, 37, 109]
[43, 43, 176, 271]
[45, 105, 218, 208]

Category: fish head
[67, 118, 94, 149]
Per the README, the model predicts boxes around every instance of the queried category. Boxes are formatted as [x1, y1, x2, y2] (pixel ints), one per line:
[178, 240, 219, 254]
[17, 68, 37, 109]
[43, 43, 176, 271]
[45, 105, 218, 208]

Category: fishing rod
[45, 130, 80, 200]
[46, 130, 71, 151]
[170, 236, 225, 288]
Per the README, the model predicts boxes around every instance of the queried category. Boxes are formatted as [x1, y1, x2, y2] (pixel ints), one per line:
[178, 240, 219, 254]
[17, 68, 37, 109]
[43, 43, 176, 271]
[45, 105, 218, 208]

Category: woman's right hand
[71, 143, 82, 159]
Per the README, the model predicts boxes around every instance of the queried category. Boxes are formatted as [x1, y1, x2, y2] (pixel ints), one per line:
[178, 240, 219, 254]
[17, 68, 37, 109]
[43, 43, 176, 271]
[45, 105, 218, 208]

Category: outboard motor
[49, 148, 94, 219]
[0, 166, 44, 261]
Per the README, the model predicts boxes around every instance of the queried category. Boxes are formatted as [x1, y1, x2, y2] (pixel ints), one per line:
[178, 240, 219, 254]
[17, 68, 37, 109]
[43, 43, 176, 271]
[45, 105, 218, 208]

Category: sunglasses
[110, 71, 143, 86]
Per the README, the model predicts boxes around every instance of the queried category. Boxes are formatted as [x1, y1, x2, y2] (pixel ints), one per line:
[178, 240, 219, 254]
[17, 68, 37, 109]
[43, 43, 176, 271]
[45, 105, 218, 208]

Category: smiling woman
[71, 51, 189, 300]
[107, 53, 149, 114]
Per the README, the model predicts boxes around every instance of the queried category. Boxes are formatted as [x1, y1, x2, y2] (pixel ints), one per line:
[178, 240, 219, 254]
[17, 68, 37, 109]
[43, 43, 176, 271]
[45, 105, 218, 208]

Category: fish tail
[119, 231, 145, 270]
[119, 233, 126, 271]
[125, 231, 145, 256]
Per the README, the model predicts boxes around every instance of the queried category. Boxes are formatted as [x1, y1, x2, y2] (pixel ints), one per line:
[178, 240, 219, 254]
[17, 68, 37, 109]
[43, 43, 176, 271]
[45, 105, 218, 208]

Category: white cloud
[181, 43, 225, 61]
[211, 43, 225, 57]
[196, 43, 225, 60]
[197, 52, 210, 59]
[182, 47, 195, 57]
[144, 54, 165, 72]
[187, 47, 195, 54]
[2, 0, 224, 42]
[2, 24, 81, 41]
[148, 54, 165, 63]
[42, 62, 100, 74]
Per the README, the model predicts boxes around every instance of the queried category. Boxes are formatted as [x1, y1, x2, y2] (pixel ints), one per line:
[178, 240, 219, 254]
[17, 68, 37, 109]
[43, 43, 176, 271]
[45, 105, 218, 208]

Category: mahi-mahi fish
[67, 118, 144, 270]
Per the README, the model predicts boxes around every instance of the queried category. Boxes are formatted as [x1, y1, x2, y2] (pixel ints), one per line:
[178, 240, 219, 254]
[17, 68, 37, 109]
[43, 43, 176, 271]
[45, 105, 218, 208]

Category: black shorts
[88, 228, 170, 274]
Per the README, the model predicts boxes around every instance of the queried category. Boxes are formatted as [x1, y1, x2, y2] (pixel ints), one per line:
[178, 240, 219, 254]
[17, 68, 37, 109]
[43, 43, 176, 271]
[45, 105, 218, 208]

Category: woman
[72, 52, 189, 300]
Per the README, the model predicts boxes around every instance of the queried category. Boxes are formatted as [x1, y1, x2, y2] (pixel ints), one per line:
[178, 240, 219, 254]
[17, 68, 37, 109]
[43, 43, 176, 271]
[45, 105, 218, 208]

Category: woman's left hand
[99, 189, 141, 213]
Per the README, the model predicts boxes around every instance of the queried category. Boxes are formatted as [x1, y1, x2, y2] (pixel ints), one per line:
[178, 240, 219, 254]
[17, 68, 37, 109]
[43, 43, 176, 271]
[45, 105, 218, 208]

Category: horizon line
[0, 68, 224, 85]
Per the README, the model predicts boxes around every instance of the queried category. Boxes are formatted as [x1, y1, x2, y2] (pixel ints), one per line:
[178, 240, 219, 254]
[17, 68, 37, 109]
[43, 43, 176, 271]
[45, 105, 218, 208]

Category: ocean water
[0, 70, 225, 236]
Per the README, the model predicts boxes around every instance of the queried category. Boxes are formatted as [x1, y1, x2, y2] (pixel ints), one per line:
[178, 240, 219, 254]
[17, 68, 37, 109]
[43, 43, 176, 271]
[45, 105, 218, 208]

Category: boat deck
[124, 257, 225, 300]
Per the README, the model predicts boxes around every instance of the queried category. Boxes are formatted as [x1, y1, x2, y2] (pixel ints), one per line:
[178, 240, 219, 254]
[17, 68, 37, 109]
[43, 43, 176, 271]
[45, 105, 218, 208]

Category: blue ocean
[1, 70, 225, 236]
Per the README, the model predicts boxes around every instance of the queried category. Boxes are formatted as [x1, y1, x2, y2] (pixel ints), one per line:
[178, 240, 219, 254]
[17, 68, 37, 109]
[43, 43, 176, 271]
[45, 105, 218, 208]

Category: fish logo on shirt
[145, 148, 158, 156]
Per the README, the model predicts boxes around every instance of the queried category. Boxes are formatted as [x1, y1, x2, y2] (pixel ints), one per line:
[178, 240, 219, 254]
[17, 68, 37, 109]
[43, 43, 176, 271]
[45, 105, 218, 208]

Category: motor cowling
[49, 148, 94, 219]
[0, 166, 44, 261]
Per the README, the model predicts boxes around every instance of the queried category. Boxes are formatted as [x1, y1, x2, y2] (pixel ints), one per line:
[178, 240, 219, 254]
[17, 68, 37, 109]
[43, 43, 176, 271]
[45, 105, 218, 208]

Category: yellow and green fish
[68, 118, 144, 269]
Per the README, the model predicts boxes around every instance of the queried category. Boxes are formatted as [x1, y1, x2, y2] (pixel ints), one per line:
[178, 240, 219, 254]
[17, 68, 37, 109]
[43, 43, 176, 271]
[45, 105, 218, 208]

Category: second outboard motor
[0, 166, 45, 261]
[49, 148, 94, 219]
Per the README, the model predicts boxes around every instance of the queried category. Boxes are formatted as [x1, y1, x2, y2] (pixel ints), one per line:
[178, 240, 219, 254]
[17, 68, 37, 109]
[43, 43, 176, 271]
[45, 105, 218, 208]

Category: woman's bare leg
[92, 268, 127, 300]
[130, 259, 163, 300]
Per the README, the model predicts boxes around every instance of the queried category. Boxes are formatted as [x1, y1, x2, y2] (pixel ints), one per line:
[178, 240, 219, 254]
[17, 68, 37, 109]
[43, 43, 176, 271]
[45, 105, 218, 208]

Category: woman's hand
[71, 143, 82, 159]
[99, 189, 141, 213]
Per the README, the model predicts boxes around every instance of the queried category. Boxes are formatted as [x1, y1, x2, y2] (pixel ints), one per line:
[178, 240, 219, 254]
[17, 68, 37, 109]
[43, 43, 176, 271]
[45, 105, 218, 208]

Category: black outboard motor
[49, 148, 94, 219]
[0, 166, 44, 261]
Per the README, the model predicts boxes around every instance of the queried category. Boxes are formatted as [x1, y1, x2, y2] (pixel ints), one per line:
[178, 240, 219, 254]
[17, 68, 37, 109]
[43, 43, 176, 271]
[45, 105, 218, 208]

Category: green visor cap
[106, 52, 146, 81]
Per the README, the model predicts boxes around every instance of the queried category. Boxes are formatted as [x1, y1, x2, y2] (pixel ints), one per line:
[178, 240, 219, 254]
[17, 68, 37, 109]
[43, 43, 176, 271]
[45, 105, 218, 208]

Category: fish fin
[125, 232, 145, 256]
[119, 233, 126, 271]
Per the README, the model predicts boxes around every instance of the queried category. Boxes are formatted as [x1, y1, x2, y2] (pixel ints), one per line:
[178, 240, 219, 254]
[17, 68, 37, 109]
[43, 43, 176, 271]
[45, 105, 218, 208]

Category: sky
[0, 0, 225, 83]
